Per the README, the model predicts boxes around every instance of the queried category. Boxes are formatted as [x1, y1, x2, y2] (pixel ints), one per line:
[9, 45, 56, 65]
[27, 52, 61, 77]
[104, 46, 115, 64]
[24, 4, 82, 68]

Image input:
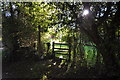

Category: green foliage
[84, 46, 97, 66]
[20, 2, 59, 28]
[2, 3, 37, 48]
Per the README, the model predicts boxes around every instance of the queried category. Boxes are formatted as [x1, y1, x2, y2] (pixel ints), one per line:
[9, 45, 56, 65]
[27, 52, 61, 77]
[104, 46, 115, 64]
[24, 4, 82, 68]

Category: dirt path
[3, 59, 51, 78]
[2, 58, 68, 79]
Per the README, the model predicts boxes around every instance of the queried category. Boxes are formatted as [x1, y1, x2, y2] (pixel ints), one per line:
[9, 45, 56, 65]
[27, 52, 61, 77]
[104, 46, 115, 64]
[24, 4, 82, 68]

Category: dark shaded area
[2, 53, 120, 79]
[1, 2, 120, 80]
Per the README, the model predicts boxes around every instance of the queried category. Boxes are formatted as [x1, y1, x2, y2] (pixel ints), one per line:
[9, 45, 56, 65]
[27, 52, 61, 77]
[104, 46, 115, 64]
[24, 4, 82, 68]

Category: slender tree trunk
[71, 33, 77, 69]
[38, 25, 43, 56]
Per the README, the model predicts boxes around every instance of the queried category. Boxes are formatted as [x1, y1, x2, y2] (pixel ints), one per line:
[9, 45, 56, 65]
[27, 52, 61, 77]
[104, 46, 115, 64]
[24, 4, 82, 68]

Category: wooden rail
[54, 48, 69, 50]
[56, 53, 69, 55]
[54, 43, 69, 45]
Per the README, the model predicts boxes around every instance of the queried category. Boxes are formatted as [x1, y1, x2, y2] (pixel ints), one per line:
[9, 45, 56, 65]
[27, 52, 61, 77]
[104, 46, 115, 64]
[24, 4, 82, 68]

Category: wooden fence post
[52, 42, 55, 58]
[68, 43, 71, 62]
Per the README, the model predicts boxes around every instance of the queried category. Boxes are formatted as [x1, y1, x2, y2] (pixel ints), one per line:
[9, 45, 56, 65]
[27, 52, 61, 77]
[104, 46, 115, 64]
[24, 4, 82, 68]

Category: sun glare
[83, 10, 89, 16]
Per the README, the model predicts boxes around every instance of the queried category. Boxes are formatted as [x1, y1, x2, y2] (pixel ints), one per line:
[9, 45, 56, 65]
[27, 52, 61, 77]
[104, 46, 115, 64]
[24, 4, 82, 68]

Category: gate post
[52, 42, 55, 58]
[68, 43, 71, 62]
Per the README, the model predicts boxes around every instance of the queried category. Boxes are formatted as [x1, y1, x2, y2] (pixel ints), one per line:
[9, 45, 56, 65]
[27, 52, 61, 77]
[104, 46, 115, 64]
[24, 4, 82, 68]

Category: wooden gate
[52, 42, 71, 62]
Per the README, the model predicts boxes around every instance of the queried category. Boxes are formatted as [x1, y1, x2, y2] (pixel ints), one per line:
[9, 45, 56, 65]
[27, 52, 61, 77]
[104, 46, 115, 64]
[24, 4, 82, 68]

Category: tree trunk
[97, 44, 119, 77]
[38, 25, 43, 56]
